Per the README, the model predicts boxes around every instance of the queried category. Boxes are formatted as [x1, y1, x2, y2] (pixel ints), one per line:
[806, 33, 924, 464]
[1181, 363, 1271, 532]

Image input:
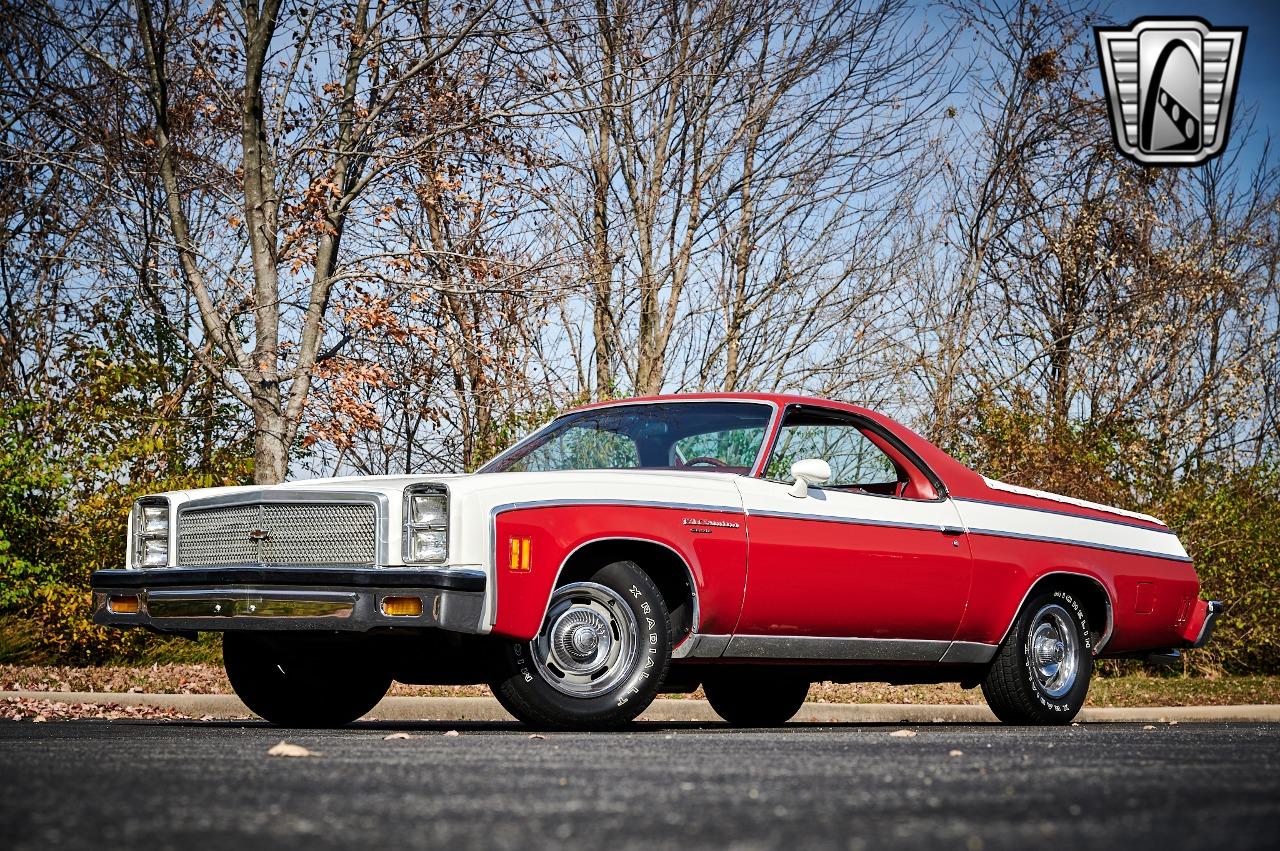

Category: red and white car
[93, 394, 1221, 727]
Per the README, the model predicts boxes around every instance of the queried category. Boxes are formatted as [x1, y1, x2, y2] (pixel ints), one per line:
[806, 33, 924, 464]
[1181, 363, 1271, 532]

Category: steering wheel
[683, 456, 728, 468]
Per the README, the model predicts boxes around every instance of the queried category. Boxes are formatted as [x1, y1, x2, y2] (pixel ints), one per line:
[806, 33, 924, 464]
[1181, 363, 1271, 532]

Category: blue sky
[1110, 0, 1279, 169]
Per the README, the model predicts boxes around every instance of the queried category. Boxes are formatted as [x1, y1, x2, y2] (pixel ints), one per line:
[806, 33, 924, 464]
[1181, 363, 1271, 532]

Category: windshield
[480, 402, 774, 474]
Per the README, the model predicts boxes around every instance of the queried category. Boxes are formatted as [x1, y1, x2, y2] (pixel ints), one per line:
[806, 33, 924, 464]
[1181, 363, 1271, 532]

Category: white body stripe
[734, 477, 967, 531]
[955, 499, 1190, 562]
[981, 476, 1165, 525]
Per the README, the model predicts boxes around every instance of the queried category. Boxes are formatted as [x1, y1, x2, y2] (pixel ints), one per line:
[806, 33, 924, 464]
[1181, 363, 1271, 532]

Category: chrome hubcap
[551, 608, 612, 670]
[532, 582, 638, 698]
[1026, 603, 1079, 699]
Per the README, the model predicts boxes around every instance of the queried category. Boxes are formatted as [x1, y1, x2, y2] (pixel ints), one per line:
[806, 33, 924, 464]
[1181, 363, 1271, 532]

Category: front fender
[489, 503, 747, 640]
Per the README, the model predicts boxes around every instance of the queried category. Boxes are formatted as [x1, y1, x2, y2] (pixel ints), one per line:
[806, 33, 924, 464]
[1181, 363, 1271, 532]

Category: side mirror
[789, 458, 831, 498]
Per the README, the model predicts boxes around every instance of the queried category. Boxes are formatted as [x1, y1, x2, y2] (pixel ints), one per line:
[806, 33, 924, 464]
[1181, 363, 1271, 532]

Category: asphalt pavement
[1, 719, 1277, 851]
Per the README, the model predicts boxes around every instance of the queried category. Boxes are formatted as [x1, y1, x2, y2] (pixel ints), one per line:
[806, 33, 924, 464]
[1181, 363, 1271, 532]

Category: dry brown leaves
[0, 696, 190, 722]
[0, 663, 231, 695]
[268, 741, 320, 758]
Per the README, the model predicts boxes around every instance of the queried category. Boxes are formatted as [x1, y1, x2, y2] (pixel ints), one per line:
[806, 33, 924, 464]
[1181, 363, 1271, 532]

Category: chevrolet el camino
[92, 394, 1221, 728]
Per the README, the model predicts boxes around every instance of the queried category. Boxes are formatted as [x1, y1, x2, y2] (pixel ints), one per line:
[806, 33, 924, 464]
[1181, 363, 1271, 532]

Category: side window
[503, 425, 638, 472]
[672, 427, 765, 469]
[765, 419, 899, 489]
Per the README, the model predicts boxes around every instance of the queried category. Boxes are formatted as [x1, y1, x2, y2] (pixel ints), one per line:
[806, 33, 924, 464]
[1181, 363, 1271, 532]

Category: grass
[799, 675, 1280, 707]
[122, 633, 223, 666]
[0, 615, 42, 665]
[0, 614, 223, 667]
[1, 661, 1276, 706]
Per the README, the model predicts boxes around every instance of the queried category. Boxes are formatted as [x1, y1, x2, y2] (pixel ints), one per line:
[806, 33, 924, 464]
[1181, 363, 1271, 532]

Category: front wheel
[223, 633, 391, 728]
[981, 589, 1093, 724]
[491, 560, 671, 729]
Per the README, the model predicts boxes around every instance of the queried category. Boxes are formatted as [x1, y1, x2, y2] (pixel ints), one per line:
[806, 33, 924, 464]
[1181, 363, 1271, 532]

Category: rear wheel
[491, 560, 671, 729]
[704, 672, 809, 727]
[223, 633, 391, 728]
[982, 589, 1093, 724]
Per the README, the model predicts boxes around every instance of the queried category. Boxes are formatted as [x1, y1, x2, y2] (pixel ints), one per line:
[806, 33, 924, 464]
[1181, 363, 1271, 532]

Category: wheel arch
[999, 571, 1115, 655]
[554, 537, 699, 645]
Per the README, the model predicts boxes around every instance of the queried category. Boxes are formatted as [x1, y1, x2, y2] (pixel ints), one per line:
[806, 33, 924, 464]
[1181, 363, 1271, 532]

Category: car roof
[558, 393, 1167, 527]
[565, 392, 881, 419]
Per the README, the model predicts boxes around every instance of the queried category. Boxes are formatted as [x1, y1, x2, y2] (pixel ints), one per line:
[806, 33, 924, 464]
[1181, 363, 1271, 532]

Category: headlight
[409, 493, 447, 526]
[410, 529, 447, 562]
[404, 486, 448, 564]
[140, 537, 169, 567]
[132, 498, 170, 567]
[141, 505, 168, 534]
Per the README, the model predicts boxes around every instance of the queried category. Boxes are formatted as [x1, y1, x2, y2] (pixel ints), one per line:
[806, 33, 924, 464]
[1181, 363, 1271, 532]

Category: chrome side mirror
[789, 458, 832, 498]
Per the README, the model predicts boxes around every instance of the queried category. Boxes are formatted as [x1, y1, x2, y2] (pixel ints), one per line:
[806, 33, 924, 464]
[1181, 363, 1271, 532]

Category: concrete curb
[3, 691, 1278, 723]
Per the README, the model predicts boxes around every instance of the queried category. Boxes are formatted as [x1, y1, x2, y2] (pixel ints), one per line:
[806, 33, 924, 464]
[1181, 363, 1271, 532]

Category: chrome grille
[177, 502, 377, 567]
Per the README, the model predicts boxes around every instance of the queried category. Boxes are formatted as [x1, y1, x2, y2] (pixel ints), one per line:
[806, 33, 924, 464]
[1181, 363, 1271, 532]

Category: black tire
[491, 560, 671, 729]
[223, 632, 391, 728]
[704, 672, 809, 727]
[981, 588, 1094, 724]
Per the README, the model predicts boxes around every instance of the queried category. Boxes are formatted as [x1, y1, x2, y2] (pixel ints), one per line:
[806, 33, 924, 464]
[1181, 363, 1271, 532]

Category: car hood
[156, 469, 750, 508]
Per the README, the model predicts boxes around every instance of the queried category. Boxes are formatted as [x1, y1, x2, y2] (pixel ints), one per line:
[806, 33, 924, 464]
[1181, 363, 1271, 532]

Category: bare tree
[20, 0, 532, 482]
[529, 0, 952, 397]
[914, 0, 1280, 495]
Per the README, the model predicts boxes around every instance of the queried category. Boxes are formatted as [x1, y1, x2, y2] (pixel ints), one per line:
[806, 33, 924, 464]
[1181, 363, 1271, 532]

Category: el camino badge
[683, 518, 740, 531]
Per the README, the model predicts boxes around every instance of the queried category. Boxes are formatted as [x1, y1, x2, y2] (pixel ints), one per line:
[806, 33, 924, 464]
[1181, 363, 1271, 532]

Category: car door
[733, 406, 973, 648]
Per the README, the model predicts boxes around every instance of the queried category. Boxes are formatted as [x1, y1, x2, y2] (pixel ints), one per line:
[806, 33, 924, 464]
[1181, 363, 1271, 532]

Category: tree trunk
[252, 407, 290, 484]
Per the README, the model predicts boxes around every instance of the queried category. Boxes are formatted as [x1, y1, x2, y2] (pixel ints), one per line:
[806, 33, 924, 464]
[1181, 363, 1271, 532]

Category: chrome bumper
[90, 566, 486, 634]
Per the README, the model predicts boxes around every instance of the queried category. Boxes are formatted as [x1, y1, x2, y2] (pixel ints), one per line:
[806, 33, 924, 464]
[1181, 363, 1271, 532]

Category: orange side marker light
[108, 594, 141, 614]
[508, 537, 532, 571]
[381, 596, 423, 617]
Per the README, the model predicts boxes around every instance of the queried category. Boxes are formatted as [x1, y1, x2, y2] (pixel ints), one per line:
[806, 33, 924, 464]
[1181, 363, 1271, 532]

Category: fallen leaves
[0, 696, 190, 722]
[0, 663, 232, 695]
[268, 741, 320, 758]
[383, 732, 415, 741]
[442, 729, 460, 737]
[949, 749, 963, 756]
[0, 663, 498, 698]
[889, 729, 918, 738]
[528, 733, 545, 740]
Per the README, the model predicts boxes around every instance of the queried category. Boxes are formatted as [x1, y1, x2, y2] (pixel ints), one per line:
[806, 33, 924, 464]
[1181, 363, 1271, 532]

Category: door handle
[940, 526, 966, 536]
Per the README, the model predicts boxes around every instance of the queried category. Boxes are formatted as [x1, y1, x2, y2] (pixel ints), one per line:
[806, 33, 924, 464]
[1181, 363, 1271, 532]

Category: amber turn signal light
[508, 536, 531, 571]
[381, 596, 423, 617]
[108, 594, 141, 614]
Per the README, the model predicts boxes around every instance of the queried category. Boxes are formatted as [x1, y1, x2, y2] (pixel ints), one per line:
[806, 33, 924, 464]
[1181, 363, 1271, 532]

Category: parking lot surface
[1, 720, 1276, 850]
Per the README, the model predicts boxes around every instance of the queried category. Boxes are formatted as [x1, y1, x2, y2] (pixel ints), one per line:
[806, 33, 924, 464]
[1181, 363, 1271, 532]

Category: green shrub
[1163, 466, 1280, 674]
[951, 392, 1280, 675]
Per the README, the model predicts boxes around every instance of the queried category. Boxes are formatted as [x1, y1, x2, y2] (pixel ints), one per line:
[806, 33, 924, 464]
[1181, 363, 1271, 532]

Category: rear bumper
[90, 566, 486, 634]
[1179, 599, 1224, 648]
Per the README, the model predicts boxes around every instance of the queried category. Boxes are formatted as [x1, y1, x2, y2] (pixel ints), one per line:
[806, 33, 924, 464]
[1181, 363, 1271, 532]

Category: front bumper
[91, 566, 486, 634]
